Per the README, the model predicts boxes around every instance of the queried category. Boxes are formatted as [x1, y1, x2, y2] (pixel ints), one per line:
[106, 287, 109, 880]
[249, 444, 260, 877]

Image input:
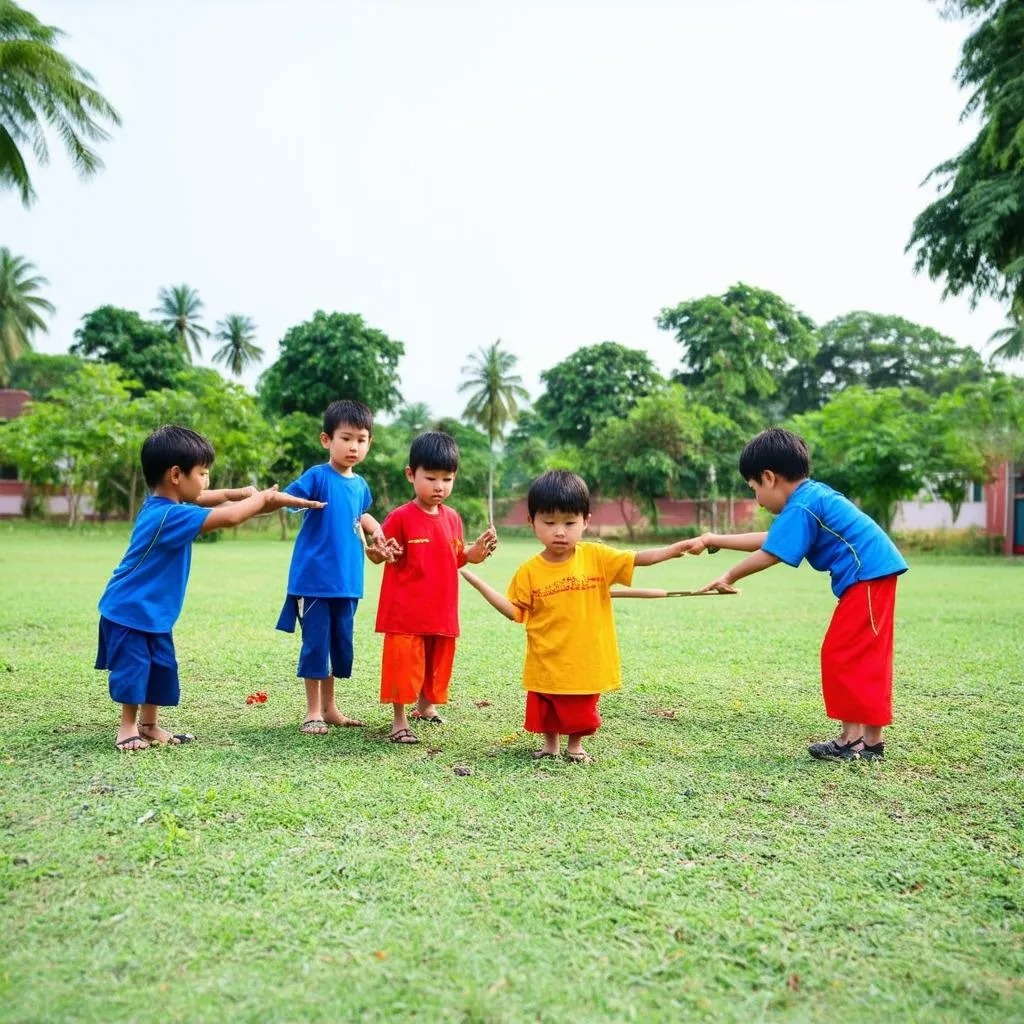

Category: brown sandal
[389, 728, 420, 744]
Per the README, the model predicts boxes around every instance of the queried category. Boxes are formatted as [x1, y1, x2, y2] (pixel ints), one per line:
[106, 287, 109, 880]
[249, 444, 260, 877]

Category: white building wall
[892, 500, 987, 530]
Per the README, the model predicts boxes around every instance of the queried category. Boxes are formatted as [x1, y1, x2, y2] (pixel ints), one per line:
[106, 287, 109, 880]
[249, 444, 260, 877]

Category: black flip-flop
[139, 723, 195, 745]
[115, 735, 149, 751]
[389, 728, 420, 744]
[410, 712, 445, 724]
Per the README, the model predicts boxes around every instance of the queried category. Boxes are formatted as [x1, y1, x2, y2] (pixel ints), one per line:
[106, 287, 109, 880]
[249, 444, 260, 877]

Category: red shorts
[820, 575, 898, 727]
[380, 633, 456, 705]
[524, 691, 602, 737]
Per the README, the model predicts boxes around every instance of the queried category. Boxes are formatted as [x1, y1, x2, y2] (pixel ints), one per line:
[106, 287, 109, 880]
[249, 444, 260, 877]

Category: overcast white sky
[3, 0, 1009, 418]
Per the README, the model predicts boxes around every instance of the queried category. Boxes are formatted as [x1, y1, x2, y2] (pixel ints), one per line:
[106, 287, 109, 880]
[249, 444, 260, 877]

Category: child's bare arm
[195, 485, 257, 507]
[200, 487, 324, 533]
[699, 549, 779, 593]
[691, 531, 767, 554]
[633, 538, 692, 567]
[460, 568, 518, 621]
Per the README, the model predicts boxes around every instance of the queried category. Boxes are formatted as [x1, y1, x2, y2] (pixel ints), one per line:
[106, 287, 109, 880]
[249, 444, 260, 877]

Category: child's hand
[465, 525, 498, 564]
[369, 529, 401, 562]
[264, 487, 327, 512]
[238, 485, 258, 499]
[699, 575, 738, 594]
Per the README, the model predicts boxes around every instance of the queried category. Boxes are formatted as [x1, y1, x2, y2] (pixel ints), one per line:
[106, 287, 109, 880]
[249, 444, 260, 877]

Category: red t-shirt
[375, 502, 468, 637]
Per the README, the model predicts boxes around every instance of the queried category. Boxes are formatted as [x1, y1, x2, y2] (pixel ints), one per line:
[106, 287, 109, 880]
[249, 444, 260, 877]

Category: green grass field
[1, 522, 1022, 1023]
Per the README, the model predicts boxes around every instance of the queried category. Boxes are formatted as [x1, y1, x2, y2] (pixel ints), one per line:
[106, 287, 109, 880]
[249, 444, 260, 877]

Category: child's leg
[321, 599, 361, 726]
[563, 696, 601, 761]
[302, 679, 329, 733]
[381, 634, 425, 743]
[116, 704, 148, 750]
[321, 675, 365, 727]
[416, 636, 455, 721]
[524, 692, 561, 756]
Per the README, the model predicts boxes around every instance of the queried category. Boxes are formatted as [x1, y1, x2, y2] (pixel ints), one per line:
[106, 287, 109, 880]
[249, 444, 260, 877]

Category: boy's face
[168, 464, 209, 502]
[748, 471, 786, 514]
[530, 510, 590, 556]
[406, 466, 455, 510]
[321, 422, 371, 470]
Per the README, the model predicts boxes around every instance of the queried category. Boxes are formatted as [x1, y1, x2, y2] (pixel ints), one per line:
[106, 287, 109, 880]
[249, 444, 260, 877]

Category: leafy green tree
[908, 1, 1024, 313]
[5, 350, 82, 397]
[152, 285, 209, 361]
[0, 361, 134, 524]
[535, 342, 662, 446]
[265, 411, 325, 537]
[458, 339, 529, 522]
[657, 283, 817, 422]
[390, 402, 433, 444]
[585, 387, 702, 538]
[987, 314, 1024, 364]
[212, 314, 263, 377]
[0, 247, 54, 384]
[0, 1, 120, 205]
[789, 312, 989, 413]
[792, 388, 934, 532]
[70, 305, 186, 394]
[258, 311, 404, 420]
[501, 409, 583, 495]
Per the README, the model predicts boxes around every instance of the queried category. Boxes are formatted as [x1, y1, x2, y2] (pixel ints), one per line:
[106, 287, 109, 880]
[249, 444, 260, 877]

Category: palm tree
[153, 285, 209, 361]
[988, 314, 1024, 364]
[458, 339, 530, 522]
[211, 314, 263, 377]
[0, 247, 54, 384]
[0, 1, 121, 206]
[393, 402, 432, 442]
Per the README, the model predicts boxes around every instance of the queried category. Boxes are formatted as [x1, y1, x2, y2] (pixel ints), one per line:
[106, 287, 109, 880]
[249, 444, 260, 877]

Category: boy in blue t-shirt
[98, 425, 324, 751]
[691, 427, 908, 762]
[275, 400, 400, 735]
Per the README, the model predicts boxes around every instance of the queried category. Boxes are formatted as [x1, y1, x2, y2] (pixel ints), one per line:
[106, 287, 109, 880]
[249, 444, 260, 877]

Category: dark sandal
[115, 735, 150, 751]
[389, 728, 420, 744]
[138, 724, 195, 746]
[532, 750, 558, 760]
[410, 711, 445, 724]
[807, 736, 863, 761]
[565, 752, 594, 764]
[301, 719, 328, 734]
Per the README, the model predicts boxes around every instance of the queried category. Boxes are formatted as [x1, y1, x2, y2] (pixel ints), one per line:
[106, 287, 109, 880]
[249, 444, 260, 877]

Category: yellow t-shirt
[506, 541, 635, 695]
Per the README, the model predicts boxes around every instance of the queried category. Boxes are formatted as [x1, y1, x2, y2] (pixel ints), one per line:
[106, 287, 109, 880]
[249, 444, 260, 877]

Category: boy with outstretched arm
[691, 427, 908, 761]
[367, 431, 497, 745]
[97, 425, 324, 752]
[460, 469, 691, 763]
[275, 400, 400, 735]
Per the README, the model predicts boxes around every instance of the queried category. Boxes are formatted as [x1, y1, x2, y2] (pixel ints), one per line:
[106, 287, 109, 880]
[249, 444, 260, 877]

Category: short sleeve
[382, 507, 406, 543]
[157, 502, 211, 549]
[598, 544, 634, 587]
[762, 502, 818, 567]
[506, 565, 532, 623]
[284, 466, 319, 502]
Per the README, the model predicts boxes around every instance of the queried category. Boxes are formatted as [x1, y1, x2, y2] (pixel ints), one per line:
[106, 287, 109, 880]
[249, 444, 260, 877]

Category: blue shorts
[95, 617, 180, 707]
[276, 596, 357, 680]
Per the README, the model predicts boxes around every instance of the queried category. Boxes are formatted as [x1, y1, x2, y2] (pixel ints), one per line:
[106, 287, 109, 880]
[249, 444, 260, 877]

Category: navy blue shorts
[95, 617, 179, 707]
[276, 596, 357, 680]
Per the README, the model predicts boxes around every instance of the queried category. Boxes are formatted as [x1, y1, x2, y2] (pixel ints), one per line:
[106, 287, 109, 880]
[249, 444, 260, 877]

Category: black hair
[738, 427, 811, 483]
[323, 400, 373, 437]
[141, 425, 216, 488]
[527, 470, 590, 519]
[408, 431, 460, 473]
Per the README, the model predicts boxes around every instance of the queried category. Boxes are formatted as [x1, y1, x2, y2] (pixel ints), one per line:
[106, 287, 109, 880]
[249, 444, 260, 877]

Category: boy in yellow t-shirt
[460, 470, 691, 763]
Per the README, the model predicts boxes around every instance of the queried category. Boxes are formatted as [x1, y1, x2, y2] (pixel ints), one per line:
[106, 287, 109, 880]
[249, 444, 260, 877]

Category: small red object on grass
[245, 692, 268, 705]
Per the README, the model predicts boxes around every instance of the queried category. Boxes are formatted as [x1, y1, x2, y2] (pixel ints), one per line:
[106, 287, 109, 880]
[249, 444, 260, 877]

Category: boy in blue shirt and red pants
[97, 426, 324, 751]
[692, 428, 908, 761]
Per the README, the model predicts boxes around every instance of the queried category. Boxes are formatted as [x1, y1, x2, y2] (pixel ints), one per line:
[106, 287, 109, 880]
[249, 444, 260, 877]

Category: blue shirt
[98, 496, 211, 633]
[762, 479, 908, 599]
[284, 464, 372, 597]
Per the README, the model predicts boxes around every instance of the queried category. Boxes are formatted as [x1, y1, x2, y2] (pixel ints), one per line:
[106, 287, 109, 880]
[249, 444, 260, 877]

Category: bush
[892, 527, 1004, 556]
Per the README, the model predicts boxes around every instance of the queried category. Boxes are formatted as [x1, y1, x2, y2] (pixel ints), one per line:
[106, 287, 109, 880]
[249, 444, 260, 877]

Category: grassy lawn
[1, 521, 1022, 1023]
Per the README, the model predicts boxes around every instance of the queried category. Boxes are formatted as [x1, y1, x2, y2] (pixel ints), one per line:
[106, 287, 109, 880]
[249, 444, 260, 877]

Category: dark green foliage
[536, 342, 662, 445]
[258, 311, 404, 419]
[70, 305, 187, 395]
[4, 350, 80, 398]
[908, 1, 1024, 312]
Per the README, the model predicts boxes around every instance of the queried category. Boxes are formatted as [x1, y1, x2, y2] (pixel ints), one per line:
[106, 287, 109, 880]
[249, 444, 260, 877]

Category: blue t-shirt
[762, 479, 908, 599]
[98, 496, 211, 633]
[284, 464, 372, 598]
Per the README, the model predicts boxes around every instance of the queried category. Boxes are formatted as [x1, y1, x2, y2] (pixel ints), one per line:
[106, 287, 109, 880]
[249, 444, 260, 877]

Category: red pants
[524, 691, 602, 736]
[820, 575, 898, 727]
[380, 633, 455, 705]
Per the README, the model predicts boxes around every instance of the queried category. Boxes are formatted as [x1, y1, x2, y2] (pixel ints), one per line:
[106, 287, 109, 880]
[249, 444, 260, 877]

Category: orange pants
[380, 633, 456, 705]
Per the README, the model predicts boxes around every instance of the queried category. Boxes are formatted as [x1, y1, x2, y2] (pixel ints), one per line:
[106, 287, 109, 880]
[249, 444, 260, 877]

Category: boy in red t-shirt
[369, 432, 497, 744]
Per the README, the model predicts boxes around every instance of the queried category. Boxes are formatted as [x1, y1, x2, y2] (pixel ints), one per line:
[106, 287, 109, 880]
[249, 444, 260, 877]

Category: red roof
[0, 390, 30, 420]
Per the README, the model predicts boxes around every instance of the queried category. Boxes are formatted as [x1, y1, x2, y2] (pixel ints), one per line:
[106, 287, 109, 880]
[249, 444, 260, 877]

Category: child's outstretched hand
[369, 528, 402, 563]
[465, 524, 498, 564]
[699, 575, 738, 594]
[263, 486, 327, 512]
